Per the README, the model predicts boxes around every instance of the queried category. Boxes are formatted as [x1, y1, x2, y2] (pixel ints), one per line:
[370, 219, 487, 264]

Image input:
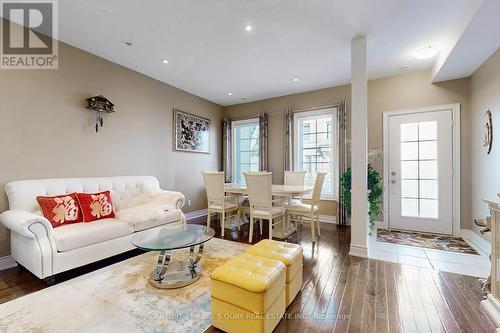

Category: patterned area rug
[377, 229, 480, 255]
[0, 238, 248, 333]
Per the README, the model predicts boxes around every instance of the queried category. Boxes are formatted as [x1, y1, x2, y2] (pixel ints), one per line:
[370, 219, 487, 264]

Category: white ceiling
[432, 0, 500, 82]
[53, 1, 483, 105]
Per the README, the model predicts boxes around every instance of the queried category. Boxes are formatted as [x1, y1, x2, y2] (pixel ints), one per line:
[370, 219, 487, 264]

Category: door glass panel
[401, 123, 418, 141]
[402, 198, 418, 216]
[401, 180, 418, 197]
[401, 161, 418, 179]
[420, 180, 438, 199]
[401, 142, 418, 160]
[419, 141, 437, 159]
[419, 121, 437, 140]
[399, 121, 439, 218]
[420, 199, 438, 218]
[419, 160, 438, 179]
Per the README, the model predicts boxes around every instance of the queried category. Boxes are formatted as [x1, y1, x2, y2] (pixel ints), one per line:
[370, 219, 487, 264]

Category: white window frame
[293, 107, 338, 199]
[231, 118, 260, 184]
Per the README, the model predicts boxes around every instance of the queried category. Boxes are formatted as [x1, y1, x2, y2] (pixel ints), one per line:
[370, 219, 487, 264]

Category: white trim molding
[481, 294, 500, 331]
[185, 209, 208, 221]
[349, 244, 368, 258]
[461, 229, 491, 255]
[319, 215, 336, 224]
[383, 103, 461, 236]
[0, 256, 17, 271]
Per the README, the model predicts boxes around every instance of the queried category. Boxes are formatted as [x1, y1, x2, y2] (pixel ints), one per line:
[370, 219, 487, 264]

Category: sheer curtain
[337, 101, 349, 227]
[284, 109, 294, 171]
[222, 117, 232, 182]
[259, 113, 269, 171]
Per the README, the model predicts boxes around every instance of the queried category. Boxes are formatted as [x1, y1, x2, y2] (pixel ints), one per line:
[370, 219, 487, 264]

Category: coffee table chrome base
[149, 244, 204, 289]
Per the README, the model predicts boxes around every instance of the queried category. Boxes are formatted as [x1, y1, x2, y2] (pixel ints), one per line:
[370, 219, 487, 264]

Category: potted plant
[339, 164, 383, 234]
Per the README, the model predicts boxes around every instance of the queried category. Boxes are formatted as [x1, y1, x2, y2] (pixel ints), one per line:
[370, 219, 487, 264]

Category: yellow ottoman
[245, 239, 303, 306]
[210, 253, 286, 333]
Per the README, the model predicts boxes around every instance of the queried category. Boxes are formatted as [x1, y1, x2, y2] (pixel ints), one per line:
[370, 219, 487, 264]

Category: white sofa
[0, 176, 186, 280]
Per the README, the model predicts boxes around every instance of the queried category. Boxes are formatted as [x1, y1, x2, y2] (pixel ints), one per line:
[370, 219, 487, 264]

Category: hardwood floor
[0, 216, 495, 332]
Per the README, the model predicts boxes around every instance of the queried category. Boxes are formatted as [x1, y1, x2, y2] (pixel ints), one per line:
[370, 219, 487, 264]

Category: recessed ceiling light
[293, 78, 299, 82]
[399, 64, 412, 70]
[412, 44, 440, 60]
[124, 41, 133, 46]
[228, 92, 232, 96]
[162, 59, 169, 64]
[245, 25, 252, 32]
[241, 97, 247, 100]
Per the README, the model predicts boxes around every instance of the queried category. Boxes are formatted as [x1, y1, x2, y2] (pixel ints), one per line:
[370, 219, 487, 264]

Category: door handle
[391, 179, 397, 184]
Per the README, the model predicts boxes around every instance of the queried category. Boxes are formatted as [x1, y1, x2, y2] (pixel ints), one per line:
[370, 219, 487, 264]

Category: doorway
[383, 104, 460, 235]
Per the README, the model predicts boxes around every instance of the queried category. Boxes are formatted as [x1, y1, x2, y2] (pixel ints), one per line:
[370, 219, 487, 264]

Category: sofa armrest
[0, 210, 54, 239]
[154, 190, 185, 209]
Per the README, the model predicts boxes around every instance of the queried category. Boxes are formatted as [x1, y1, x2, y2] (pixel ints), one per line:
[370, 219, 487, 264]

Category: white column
[349, 36, 368, 258]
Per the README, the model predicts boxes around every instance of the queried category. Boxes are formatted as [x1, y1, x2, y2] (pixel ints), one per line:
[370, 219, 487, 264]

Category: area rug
[377, 229, 480, 255]
[0, 238, 248, 333]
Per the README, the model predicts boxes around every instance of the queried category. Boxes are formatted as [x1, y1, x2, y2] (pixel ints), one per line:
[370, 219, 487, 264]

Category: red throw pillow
[37, 193, 83, 228]
[76, 191, 115, 222]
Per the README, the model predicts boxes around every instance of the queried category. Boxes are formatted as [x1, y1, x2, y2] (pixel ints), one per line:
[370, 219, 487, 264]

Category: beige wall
[0, 40, 224, 257]
[470, 48, 500, 241]
[224, 85, 350, 216]
[224, 71, 471, 227]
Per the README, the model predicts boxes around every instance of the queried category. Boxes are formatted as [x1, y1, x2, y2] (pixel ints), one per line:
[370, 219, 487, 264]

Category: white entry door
[387, 109, 454, 234]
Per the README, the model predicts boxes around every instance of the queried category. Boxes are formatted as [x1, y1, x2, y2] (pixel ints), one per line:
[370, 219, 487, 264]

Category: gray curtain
[259, 113, 269, 171]
[284, 109, 294, 171]
[222, 117, 232, 182]
[337, 101, 349, 227]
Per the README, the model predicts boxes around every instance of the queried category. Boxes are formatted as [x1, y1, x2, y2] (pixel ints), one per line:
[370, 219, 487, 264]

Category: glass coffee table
[132, 224, 215, 289]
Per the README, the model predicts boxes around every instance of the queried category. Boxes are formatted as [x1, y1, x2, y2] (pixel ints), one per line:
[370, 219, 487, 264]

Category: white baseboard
[185, 209, 208, 221]
[461, 229, 491, 255]
[349, 244, 368, 258]
[481, 294, 500, 330]
[0, 256, 17, 271]
[319, 215, 336, 224]
[185, 210, 337, 225]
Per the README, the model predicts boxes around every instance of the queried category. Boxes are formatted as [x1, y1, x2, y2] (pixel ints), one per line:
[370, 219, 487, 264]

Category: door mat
[377, 229, 480, 255]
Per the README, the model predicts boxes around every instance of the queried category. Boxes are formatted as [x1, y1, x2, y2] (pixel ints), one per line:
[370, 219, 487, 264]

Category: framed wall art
[173, 109, 210, 153]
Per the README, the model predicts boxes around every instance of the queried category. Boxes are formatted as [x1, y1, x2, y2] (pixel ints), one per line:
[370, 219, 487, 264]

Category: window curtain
[337, 101, 349, 227]
[284, 109, 294, 171]
[259, 113, 269, 171]
[222, 117, 232, 182]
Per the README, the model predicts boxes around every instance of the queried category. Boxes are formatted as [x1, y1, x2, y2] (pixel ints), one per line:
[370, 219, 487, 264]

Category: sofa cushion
[76, 191, 116, 222]
[116, 205, 182, 231]
[36, 193, 83, 228]
[54, 218, 133, 252]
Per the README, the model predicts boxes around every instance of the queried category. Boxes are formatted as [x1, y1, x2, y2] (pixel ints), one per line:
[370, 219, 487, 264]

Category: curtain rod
[292, 103, 340, 114]
[225, 113, 263, 121]
[225, 102, 343, 121]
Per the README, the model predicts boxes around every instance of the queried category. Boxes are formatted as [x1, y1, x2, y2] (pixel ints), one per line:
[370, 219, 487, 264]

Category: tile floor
[368, 231, 491, 278]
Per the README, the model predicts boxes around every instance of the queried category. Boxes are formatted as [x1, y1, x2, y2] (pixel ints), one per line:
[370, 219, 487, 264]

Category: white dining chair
[284, 171, 307, 186]
[202, 171, 240, 237]
[284, 171, 307, 205]
[287, 172, 326, 242]
[244, 172, 285, 243]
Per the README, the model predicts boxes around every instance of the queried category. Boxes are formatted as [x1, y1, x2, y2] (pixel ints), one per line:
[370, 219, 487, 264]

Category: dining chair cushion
[252, 206, 285, 218]
[208, 200, 237, 211]
[287, 203, 319, 213]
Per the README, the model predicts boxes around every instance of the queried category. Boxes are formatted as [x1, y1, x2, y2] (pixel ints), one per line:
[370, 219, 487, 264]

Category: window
[400, 121, 438, 218]
[294, 108, 337, 198]
[232, 118, 260, 184]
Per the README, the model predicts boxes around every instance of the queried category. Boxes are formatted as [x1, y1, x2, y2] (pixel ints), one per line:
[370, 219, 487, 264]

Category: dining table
[224, 183, 313, 239]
